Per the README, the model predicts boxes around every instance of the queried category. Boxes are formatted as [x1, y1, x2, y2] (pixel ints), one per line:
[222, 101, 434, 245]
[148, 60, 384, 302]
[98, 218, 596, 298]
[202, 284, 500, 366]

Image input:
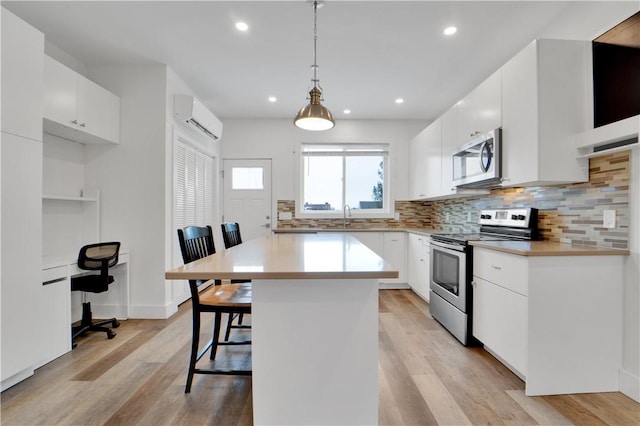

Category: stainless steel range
[429, 208, 539, 345]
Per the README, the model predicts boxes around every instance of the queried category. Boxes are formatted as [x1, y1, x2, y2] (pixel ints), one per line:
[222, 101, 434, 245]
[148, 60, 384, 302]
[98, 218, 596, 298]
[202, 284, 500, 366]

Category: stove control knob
[486, 215, 492, 219]
[511, 214, 518, 220]
[480, 215, 486, 219]
[518, 215, 526, 220]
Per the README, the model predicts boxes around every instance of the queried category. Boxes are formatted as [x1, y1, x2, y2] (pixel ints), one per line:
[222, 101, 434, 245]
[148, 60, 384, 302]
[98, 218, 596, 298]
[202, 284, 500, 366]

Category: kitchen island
[166, 233, 398, 425]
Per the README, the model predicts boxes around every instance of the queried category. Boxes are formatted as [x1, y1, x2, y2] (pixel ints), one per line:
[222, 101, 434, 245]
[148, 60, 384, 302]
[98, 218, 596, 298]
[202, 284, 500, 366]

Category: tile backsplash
[277, 150, 630, 249]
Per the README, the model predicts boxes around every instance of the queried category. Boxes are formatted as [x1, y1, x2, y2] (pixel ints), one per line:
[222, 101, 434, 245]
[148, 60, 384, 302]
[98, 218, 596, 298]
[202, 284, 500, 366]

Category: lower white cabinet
[472, 246, 625, 396]
[407, 233, 430, 301]
[349, 232, 407, 287]
[38, 267, 71, 368]
[472, 276, 527, 376]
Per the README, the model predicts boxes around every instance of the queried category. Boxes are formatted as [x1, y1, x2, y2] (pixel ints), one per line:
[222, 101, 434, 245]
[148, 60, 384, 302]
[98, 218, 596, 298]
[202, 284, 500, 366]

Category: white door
[223, 159, 272, 242]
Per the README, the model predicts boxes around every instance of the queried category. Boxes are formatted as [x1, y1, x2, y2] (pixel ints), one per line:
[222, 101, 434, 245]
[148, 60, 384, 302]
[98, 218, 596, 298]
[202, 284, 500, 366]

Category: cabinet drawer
[42, 265, 68, 285]
[473, 248, 528, 296]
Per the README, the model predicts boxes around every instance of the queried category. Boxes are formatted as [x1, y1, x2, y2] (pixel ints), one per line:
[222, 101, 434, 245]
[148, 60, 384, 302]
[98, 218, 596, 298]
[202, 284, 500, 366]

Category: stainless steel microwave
[452, 128, 502, 188]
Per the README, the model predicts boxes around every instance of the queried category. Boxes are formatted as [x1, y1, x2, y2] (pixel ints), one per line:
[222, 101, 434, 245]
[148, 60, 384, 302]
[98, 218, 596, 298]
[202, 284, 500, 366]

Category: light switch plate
[603, 210, 616, 229]
[279, 211, 293, 220]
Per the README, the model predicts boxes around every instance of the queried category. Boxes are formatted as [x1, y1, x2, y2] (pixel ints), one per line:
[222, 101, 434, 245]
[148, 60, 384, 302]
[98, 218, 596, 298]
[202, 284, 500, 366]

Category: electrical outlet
[445, 212, 451, 222]
[278, 211, 293, 220]
[467, 212, 473, 222]
[603, 210, 616, 228]
[394, 212, 400, 220]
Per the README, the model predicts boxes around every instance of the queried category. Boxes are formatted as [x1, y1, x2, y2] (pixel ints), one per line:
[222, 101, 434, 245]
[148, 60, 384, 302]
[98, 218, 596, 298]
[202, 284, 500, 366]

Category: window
[299, 144, 390, 216]
[232, 167, 264, 190]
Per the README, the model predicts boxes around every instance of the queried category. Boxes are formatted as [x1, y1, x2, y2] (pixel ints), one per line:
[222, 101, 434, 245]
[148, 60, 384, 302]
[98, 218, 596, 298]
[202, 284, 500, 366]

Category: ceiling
[2, 1, 634, 122]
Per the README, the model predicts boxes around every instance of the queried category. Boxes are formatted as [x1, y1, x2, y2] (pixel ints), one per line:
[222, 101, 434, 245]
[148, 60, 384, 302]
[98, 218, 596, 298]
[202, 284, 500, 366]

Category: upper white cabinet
[409, 118, 442, 200]
[440, 105, 459, 197]
[1, 9, 44, 141]
[456, 69, 502, 146]
[501, 39, 590, 187]
[43, 56, 120, 145]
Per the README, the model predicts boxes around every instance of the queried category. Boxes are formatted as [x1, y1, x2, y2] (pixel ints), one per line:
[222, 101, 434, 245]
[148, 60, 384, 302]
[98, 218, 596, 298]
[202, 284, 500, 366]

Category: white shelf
[575, 115, 639, 158]
[42, 194, 98, 202]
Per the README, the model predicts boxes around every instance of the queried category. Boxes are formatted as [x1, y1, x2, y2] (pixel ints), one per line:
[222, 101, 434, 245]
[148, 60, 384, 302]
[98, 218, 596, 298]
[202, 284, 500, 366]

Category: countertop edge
[469, 240, 630, 256]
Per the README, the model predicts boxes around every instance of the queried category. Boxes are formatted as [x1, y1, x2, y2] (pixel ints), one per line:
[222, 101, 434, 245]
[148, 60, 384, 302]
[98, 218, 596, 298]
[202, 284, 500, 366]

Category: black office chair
[177, 225, 252, 393]
[71, 242, 121, 345]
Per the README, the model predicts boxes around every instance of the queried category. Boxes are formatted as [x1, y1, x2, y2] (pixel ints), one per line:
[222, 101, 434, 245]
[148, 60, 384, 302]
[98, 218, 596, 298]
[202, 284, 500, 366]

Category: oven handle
[430, 239, 466, 252]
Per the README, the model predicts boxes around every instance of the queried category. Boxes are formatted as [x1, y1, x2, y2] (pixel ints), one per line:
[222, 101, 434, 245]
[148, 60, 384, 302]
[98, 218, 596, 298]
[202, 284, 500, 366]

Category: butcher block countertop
[469, 240, 630, 256]
[166, 232, 399, 281]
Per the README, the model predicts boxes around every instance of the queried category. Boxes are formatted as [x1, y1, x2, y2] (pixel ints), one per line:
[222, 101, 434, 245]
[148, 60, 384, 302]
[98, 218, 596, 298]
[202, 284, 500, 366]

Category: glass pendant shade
[294, 87, 335, 131]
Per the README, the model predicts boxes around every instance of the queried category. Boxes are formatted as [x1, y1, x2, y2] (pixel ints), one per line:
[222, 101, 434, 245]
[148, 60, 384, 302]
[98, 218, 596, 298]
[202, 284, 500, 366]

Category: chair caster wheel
[112, 320, 120, 328]
[107, 330, 116, 339]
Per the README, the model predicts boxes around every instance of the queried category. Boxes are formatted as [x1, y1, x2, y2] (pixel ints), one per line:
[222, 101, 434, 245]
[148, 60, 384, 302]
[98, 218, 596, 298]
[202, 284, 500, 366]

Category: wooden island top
[165, 232, 399, 281]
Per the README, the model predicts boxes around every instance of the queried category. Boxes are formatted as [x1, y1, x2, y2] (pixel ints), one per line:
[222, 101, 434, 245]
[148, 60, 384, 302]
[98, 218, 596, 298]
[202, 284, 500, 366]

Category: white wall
[84, 64, 169, 318]
[220, 118, 427, 222]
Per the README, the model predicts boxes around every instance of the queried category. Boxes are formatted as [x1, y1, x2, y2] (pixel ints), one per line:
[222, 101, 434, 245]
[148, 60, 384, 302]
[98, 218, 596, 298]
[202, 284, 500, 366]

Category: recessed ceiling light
[444, 26, 457, 36]
[268, 96, 277, 103]
[395, 98, 404, 104]
[343, 109, 351, 114]
[236, 22, 249, 32]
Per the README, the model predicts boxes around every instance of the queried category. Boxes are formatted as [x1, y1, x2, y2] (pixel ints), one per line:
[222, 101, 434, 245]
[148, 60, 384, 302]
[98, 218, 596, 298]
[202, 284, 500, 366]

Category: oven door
[430, 240, 467, 312]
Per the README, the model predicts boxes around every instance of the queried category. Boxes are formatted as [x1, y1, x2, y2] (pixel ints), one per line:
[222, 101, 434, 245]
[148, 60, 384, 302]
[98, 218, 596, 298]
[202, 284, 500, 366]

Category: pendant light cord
[312, 0, 318, 87]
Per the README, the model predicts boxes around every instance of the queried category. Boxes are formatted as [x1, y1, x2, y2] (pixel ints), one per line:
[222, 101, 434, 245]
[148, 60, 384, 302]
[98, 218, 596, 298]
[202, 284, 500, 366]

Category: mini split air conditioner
[174, 94, 223, 141]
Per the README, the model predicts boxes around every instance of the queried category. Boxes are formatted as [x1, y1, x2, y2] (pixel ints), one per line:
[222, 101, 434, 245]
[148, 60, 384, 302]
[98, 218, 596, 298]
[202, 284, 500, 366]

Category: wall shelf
[42, 194, 98, 202]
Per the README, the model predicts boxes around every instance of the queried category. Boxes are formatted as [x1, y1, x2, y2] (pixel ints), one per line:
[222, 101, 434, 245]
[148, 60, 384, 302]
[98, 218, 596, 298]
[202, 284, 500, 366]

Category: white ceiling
[3, 1, 636, 122]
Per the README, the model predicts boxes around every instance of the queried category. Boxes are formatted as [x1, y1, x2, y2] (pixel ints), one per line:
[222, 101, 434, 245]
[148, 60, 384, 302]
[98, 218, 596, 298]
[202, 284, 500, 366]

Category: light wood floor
[1, 290, 638, 425]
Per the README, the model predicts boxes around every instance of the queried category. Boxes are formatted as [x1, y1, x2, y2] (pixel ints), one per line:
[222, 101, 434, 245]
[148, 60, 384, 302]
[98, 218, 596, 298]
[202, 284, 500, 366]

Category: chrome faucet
[343, 204, 351, 228]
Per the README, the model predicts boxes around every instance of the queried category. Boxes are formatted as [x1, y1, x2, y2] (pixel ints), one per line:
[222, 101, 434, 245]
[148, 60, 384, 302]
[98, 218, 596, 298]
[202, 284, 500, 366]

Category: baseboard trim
[1, 367, 34, 392]
[619, 368, 640, 402]
[129, 303, 178, 319]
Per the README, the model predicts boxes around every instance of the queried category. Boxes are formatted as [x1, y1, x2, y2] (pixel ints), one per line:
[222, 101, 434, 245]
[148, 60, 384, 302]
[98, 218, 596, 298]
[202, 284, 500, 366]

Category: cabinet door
[37, 272, 71, 367]
[473, 276, 527, 376]
[350, 232, 383, 257]
[43, 55, 78, 128]
[501, 41, 539, 187]
[407, 233, 429, 300]
[1, 134, 43, 383]
[381, 232, 406, 284]
[423, 118, 442, 199]
[78, 76, 120, 143]
[409, 129, 427, 199]
[440, 106, 458, 197]
[1, 10, 44, 141]
[457, 70, 502, 146]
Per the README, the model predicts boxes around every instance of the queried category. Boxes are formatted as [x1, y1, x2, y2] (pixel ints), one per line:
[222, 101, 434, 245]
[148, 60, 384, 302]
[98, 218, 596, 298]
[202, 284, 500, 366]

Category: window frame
[296, 142, 393, 219]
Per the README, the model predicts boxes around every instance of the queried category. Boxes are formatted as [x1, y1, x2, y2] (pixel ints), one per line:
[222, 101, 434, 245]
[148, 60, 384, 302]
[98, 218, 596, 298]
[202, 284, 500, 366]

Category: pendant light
[294, 0, 335, 131]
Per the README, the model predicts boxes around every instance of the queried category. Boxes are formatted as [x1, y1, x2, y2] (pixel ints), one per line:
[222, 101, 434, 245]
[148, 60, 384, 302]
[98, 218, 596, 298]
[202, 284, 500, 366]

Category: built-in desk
[166, 233, 397, 425]
[39, 251, 129, 367]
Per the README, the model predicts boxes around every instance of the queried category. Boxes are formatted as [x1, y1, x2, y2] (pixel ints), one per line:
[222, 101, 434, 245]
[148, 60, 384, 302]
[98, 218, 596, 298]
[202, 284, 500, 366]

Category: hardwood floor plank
[541, 394, 610, 425]
[413, 373, 473, 425]
[569, 393, 640, 425]
[505, 390, 573, 425]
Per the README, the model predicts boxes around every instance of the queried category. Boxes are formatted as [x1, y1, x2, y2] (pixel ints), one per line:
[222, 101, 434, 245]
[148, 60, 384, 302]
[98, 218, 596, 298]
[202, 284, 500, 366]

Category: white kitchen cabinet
[381, 232, 407, 285]
[350, 232, 383, 257]
[472, 246, 624, 396]
[1, 9, 44, 391]
[43, 55, 120, 145]
[1, 9, 44, 141]
[407, 233, 430, 301]
[349, 232, 407, 288]
[440, 105, 458, 197]
[501, 39, 590, 187]
[37, 267, 71, 368]
[456, 69, 501, 146]
[472, 248, 528, 377]
[409, 118, 441, 200]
